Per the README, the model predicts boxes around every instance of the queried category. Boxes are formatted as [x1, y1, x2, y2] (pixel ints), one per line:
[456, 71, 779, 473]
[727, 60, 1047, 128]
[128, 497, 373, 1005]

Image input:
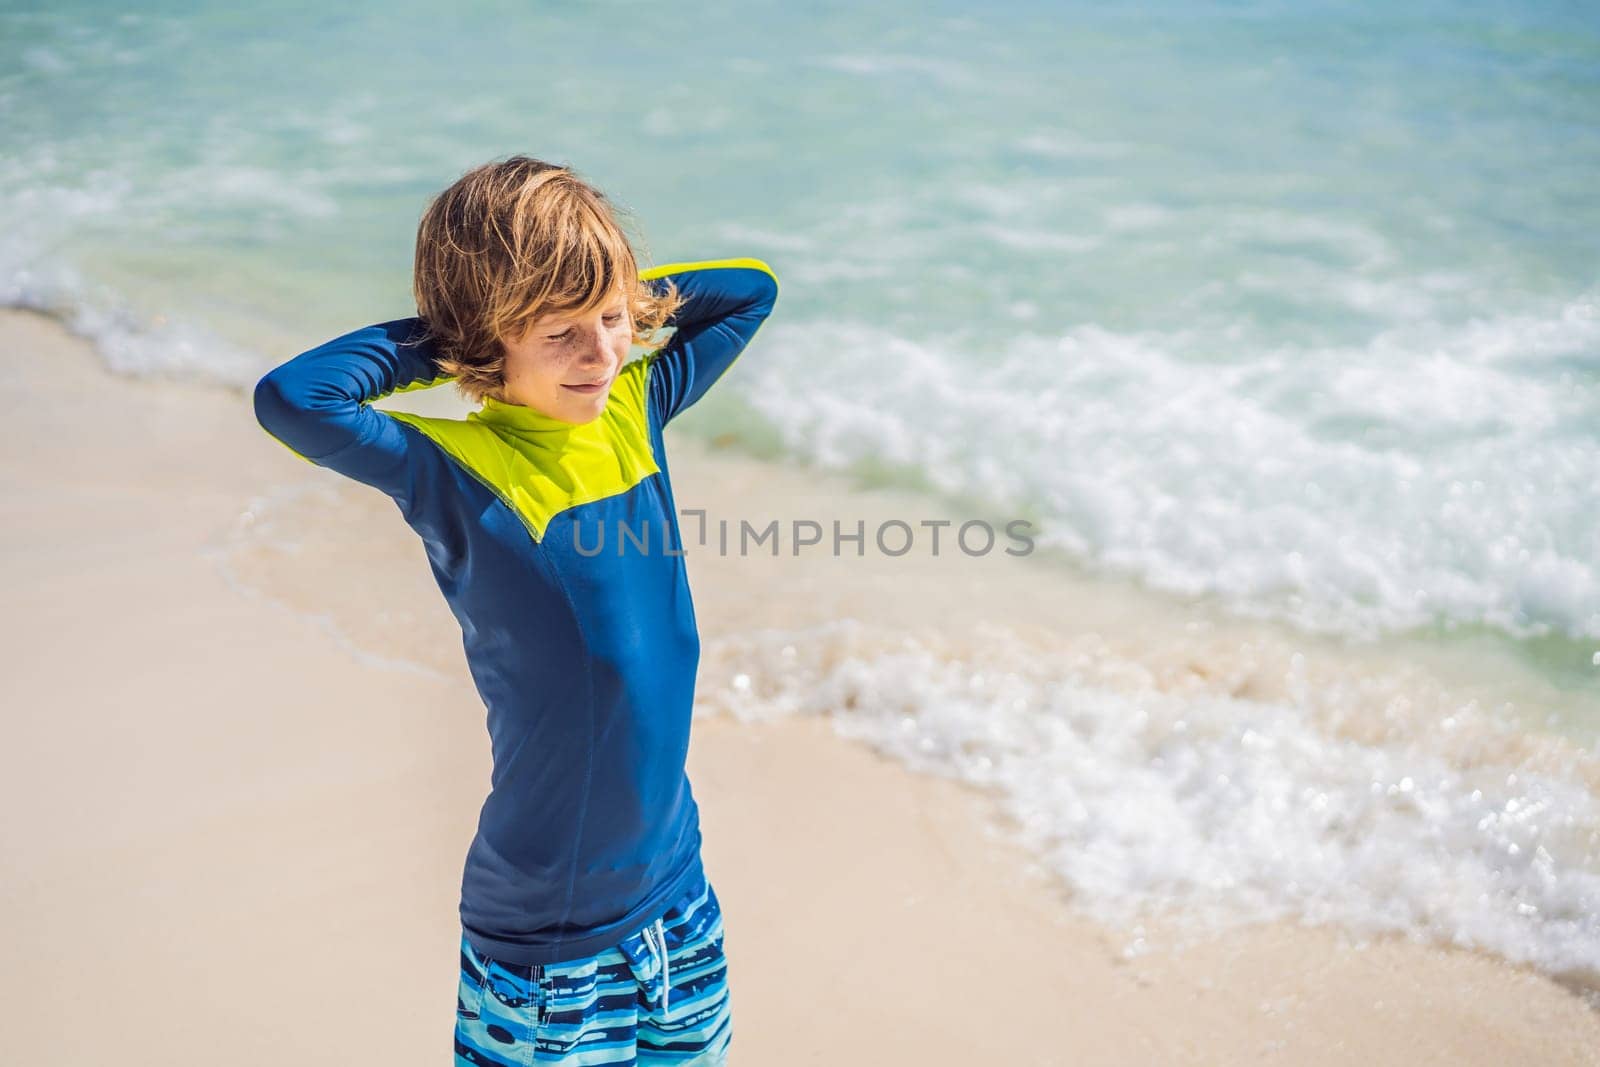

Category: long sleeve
[252, 317, 455, 497]
[640, 258, 779, 427]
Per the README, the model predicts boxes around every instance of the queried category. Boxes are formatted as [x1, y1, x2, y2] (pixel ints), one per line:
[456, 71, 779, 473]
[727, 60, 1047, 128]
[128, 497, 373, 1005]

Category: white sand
[3, 307, 1597, 1065]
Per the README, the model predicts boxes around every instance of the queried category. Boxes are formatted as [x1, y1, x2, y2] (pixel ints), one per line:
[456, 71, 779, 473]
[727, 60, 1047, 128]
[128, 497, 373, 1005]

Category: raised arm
[251, 318, 454, 497]
[640, 258, 780, 427]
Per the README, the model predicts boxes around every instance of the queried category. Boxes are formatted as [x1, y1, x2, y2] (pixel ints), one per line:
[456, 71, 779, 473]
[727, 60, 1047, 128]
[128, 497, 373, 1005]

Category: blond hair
[412, 155, 686, 403]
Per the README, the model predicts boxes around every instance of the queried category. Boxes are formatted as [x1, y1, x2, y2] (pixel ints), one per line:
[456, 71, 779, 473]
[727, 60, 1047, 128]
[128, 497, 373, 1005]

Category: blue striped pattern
[454, 874, 730, 1064]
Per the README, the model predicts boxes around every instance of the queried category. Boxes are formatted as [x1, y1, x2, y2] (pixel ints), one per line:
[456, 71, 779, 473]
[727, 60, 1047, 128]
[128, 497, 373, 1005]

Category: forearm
[639, 259, 780, 423]
[253, 317, 452, 463]
[642, 258, 780, 335]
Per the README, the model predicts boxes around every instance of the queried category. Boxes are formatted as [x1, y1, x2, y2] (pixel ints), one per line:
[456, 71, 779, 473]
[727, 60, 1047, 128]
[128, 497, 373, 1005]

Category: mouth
[562, 377, 611, 395]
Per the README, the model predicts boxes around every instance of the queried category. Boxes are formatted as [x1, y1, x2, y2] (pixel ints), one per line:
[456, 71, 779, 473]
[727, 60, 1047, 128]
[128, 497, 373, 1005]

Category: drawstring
[654, 916, 671, 1015]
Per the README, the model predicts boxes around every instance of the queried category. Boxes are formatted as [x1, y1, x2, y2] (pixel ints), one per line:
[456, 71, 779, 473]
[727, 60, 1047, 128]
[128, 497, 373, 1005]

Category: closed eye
[546, 313, 625, 343]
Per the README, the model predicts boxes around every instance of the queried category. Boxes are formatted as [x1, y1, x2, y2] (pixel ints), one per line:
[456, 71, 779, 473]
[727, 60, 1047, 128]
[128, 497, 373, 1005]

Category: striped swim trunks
[453, 873, 731, 1065]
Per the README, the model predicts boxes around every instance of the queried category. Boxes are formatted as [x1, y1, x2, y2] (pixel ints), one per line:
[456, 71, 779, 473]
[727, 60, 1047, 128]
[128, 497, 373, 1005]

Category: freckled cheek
[520, 355, 570, 394]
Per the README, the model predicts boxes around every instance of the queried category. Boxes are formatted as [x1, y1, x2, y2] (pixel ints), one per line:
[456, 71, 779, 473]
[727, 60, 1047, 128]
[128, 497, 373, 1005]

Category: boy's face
[498, 290, 632, 424]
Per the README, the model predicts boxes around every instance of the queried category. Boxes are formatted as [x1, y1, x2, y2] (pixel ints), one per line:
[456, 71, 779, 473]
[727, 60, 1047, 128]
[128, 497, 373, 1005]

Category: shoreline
[4, 305, 1599, 1065]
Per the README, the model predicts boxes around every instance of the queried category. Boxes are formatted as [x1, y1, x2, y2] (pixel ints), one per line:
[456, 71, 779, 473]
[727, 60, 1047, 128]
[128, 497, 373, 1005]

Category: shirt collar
[472, 394, 584, 436]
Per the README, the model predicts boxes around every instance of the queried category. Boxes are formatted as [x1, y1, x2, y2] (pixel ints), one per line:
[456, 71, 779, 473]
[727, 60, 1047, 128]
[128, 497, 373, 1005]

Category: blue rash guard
[252, 258, 779, 965]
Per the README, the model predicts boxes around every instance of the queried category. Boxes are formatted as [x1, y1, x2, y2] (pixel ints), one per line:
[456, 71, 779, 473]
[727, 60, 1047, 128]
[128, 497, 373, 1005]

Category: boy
[252, 155, 778, 1065]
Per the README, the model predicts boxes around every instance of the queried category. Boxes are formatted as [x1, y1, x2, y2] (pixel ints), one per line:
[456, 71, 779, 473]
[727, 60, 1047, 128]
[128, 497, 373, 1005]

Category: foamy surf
[740, 291, 1600, 650]
[697, 619, 1600, 996]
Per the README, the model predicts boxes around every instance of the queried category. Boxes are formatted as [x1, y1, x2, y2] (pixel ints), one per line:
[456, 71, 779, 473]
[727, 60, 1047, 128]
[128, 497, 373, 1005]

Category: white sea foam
[1103, 202, 1174, 231]
[21, 46, 69, 73]
[975, 224, 1102, 253]
[738, 294, 1600, 643]
[697, 620, 1600, 987]
[1014, 131, 1135, 160]
[1204, 209, 1396, 271]
[708, 222, 818, 254]
[0, 144, 372, 386]
[814, 52, 980, 88]
[1, 265, 261, 388]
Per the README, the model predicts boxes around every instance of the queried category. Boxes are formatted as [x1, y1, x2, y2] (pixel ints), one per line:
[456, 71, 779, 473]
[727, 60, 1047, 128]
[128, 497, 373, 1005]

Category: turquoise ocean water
[6, 1, 1599, 988]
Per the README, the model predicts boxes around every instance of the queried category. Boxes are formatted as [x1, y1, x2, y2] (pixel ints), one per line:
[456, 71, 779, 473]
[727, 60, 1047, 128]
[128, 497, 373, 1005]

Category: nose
[581, 326, 611, 366]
